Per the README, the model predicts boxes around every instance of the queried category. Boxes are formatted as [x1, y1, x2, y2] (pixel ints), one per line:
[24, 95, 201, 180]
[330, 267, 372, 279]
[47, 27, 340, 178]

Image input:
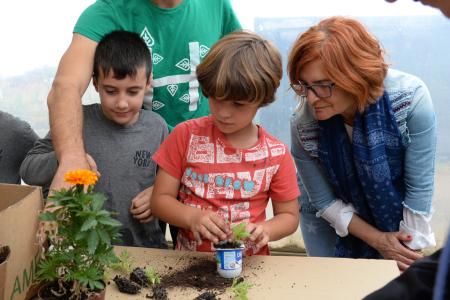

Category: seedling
[230, 277, 252, 300]
[215, 222, 250, 278]
[145, 266, 161, 285]
[231, 223, 251, 244]
[110, 250, 134, 275]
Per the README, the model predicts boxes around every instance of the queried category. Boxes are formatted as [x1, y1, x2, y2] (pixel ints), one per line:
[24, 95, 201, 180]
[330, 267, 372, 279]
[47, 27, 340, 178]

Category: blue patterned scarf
[318, 92, 405, 258]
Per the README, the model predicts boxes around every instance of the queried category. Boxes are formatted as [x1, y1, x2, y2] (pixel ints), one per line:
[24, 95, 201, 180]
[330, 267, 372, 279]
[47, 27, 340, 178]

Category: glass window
[234, 0, 450, 250]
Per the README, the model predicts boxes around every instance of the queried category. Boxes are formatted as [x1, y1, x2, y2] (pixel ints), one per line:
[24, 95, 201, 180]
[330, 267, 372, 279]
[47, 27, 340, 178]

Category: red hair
[288, 16, 388, 112]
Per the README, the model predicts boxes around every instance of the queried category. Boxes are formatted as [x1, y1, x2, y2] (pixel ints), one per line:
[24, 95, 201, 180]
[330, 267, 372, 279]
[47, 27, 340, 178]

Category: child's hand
[245, 222, 270, 252]
[190, 210, 230, 245]
[130, 186, 153, 223]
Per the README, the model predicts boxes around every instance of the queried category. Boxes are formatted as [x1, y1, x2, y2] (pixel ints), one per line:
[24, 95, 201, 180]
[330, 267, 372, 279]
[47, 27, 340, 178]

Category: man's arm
[47, 33, 97, 190]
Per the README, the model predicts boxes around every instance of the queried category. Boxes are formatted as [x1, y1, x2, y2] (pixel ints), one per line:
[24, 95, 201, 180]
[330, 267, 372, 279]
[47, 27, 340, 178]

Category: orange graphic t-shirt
[152, 116, 300, 255]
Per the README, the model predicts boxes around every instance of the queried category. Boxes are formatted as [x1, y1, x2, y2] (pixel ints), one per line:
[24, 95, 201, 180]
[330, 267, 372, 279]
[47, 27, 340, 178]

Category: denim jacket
[290, 68, 436, 216]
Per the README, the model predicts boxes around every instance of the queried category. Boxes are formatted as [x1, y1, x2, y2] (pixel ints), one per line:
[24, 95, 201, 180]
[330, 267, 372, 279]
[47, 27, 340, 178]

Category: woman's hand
[348, 214, 423, 271]
[372, 231, 423, 271]
[189, 210, 230, 245]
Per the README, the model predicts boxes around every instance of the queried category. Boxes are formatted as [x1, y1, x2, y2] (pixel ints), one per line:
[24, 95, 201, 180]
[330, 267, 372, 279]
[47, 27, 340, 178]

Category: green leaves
[232, 223, 251, 242]
[68, 266, 105, 290]
[109, 250, 133, 274]
[91, 194, 106, 212]
[81, 217, 98, 232]
[36, 258, 60, 282]
[98, 217, 121, 227]
[230, 278, 252, 300]
[97, 228, 111, 244]
[87, 230, 99, 254]
[39, 211, 56, 221]
[144, 267, 161, 285]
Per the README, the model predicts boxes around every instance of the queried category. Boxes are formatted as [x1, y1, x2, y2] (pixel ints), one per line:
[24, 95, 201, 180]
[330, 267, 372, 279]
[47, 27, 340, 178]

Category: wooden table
[106, 246, 399, 300]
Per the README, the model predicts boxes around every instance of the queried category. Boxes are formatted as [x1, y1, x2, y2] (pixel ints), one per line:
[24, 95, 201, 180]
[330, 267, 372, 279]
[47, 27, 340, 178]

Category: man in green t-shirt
[47, 0, 241, 192]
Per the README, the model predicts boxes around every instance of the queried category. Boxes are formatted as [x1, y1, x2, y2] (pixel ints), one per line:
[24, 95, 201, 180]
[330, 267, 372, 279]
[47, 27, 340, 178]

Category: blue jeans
[300, 203, 337, 257]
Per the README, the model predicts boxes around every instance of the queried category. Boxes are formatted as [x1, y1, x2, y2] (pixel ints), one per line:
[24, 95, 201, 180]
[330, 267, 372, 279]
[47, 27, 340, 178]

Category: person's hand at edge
[372, 231, 424, 271]
[130, 186, 154, 223]
[244, 222, 270, 254]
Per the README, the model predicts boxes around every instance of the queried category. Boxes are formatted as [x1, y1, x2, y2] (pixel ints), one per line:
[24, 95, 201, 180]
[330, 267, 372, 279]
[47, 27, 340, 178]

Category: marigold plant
[37, 169, 121, 299]
[64, 169, 98, 186]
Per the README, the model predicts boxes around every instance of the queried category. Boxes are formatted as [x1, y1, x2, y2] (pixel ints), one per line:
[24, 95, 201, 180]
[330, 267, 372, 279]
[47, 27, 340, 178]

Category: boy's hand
[130, 186, 153, 223]
[245, 222, 270, 252]
[190, 210, 230, 245]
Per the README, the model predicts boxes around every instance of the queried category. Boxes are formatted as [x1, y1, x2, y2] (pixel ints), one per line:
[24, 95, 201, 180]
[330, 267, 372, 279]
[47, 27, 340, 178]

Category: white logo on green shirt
[141, 27, 154, 47]
[153, 53, 164, 65]
[175, 58, 190, 71]
[199, 45, 210, 58]
[152, 101, 165, 111]
[179, 94, 190, 103]
[167, 84, 178, 97]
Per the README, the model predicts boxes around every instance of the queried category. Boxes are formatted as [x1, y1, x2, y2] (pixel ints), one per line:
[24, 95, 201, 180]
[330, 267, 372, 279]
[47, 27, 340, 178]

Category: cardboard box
[0, 246, 11, 300]
[0, 184, 43, 300]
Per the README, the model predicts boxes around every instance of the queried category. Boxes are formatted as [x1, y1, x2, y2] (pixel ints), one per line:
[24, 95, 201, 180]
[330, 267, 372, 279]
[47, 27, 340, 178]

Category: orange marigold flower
[64, 169, 98, 186]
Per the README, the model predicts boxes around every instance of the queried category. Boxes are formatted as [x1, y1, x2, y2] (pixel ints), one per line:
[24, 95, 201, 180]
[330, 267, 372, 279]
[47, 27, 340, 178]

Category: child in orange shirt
[151, 31, 300, 255]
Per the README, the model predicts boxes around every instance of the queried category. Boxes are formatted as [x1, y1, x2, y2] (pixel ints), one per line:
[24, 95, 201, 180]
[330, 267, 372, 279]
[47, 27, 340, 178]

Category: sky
[0, 0, 439, 78]
[0, 0, 94, 78]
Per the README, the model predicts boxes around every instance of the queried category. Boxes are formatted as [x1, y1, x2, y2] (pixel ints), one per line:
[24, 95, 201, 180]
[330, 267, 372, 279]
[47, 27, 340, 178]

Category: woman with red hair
[289, 16, 436, 270]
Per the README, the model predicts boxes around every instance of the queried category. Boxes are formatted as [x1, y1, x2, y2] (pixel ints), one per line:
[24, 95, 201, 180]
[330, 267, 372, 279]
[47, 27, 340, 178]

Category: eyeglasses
[290, 82, 336, 99]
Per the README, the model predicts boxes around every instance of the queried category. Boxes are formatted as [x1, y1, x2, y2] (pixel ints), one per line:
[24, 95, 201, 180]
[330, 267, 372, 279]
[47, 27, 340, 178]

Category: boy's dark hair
[93, 30, 152, 81]
[196, 30, 282, 107]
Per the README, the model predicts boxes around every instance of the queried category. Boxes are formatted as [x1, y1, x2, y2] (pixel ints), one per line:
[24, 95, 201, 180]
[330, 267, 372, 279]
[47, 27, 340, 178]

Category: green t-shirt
[74, 0, 241, 130]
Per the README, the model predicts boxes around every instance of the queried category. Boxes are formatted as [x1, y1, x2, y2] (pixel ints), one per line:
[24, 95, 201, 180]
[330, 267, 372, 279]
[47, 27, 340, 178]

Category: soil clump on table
[160, 257, 232, 293]
[193, 291, 217, 300]
[130, 267, 150, 287]
[113, 275, 141, 294]
[148, 284, 169, 300]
